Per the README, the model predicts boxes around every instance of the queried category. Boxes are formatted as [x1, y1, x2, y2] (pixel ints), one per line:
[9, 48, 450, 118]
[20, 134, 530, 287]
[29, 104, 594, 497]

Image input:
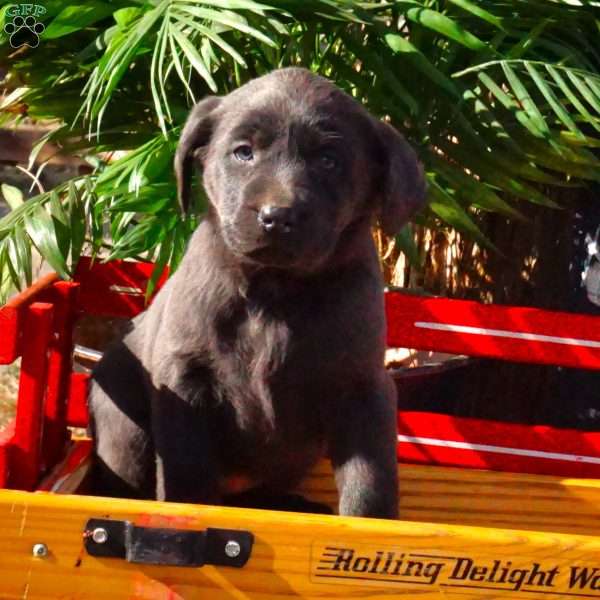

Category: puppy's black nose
[258, 205, 298, 234]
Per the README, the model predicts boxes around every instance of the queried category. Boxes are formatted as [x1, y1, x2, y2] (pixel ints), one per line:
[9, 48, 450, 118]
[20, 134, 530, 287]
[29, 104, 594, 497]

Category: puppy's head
[175, 68, 426, 272]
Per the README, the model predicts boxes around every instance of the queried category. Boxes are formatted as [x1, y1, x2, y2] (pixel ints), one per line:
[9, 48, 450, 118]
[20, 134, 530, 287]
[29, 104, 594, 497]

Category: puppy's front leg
[152, 365, 219, 504]
[328, 376, 399, 519]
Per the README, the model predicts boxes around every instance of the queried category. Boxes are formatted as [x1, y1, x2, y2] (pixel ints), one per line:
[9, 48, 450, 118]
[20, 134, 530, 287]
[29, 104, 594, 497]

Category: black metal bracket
[83, 518, 254, 568]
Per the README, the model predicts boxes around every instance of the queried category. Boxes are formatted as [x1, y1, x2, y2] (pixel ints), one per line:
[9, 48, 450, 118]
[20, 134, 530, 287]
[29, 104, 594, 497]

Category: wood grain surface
[297, 460, 600, 537]
[3, 455, 600, 598]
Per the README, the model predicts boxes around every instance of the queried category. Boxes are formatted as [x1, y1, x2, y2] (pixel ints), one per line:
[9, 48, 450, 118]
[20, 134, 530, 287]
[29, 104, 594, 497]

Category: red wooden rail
[397, 411, 600, 479]
[1, 256, 600, 491]
[74, 257, 167, 318]
[0, 272, 58, 364]
[0, 276, 79, 489]
[386, 292, 600, 370]
[73, 258, 600, 370]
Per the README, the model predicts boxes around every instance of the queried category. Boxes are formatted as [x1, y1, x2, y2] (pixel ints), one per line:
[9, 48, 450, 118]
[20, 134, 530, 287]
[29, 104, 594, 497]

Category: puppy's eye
[318, 152, 338, 170]
[233, 145, 254, 162]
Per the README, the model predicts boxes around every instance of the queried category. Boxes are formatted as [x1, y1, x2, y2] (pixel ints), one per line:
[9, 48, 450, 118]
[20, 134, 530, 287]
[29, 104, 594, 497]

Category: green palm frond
[2, 0, 600, 300]
[455, 60, 600, 137]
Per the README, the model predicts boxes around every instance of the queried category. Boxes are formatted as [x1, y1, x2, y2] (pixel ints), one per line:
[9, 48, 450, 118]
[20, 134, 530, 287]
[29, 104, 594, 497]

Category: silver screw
[32, 543, 48, 558]
[91, 527, 108, 544]
[224, 540, 241, 558]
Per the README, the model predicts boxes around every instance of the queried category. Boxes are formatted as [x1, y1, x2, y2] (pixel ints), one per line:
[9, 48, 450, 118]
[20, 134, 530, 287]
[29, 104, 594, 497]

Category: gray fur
[89, 67, 426, 518]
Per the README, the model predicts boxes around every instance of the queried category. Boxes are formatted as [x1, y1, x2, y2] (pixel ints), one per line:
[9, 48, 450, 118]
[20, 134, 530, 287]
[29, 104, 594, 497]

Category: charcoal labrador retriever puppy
[89, 67, 426, 518]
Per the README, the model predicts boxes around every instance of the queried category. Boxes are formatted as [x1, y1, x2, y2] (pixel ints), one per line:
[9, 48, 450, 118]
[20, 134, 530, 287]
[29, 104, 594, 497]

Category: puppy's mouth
[244, 244, 300, 268]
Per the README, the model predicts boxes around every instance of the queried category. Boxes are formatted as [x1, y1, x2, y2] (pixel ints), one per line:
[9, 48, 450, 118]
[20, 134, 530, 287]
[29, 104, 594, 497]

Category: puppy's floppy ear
[175, 95, 222, 215]
[372, 119, 427, 236]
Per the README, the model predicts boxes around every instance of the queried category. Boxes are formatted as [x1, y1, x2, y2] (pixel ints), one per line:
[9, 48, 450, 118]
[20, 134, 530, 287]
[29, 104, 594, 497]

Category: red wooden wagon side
[1, 257, 600, 599]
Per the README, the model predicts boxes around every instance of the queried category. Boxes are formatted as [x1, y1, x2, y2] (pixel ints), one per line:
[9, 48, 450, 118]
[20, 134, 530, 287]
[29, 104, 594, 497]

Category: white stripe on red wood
[397, 434, 600, 465]
[414, 321, 600, 348]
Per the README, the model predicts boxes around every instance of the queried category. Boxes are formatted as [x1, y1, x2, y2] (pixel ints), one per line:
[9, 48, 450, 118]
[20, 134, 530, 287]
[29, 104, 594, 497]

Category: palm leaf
[172, 3, 278, 48]
[405, 7, 489, 51]
[428, 181, 498, 252]
[524, 62, 585, 139]
[3, 0, 600, 293]
[447, 0, 505, 31]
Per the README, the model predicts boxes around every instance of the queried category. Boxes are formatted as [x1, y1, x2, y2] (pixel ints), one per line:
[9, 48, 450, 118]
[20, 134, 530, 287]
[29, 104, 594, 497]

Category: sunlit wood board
[3, 460, 600, 598]
[296, 459, 600, 537]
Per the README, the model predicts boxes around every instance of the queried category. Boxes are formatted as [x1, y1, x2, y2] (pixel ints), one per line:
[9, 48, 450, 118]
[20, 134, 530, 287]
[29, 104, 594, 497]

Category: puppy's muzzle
[257, 205, 308, 235]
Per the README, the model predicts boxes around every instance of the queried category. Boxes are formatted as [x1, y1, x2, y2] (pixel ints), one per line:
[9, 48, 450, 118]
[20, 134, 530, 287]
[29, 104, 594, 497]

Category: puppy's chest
[216, 304, 320, 387]
[213, 306, 325, 437]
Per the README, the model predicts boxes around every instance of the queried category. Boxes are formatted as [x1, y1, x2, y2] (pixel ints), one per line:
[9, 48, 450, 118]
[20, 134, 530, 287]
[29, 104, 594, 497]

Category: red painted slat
[0, 272, 59, 363]
[0, 420, 15, 488]
[6, 264, 600, 487]
[385, 293, 600, 370]
[42, 281, 80, 469]
[0, 446, 8, 488]
[37, 439, 92, 492]
[74, 256, 168, 318]
[66, 372, 89, 429]
[11, 302, 54, 490]
[0, 306, 19, 364]
[398, 411, 600, 478]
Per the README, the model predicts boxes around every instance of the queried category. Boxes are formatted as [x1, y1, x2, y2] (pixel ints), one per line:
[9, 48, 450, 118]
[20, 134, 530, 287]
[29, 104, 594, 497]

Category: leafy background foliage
[1, 0, 600, 301]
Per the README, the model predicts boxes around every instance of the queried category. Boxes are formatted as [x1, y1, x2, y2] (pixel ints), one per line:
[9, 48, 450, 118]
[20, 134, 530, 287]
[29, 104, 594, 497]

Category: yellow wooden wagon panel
[4, 450, 600, 599]
[297, 460, 600, 537]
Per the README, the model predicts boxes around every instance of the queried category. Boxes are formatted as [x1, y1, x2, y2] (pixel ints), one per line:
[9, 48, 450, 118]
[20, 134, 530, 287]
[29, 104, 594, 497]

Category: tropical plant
[1, 0, 600, 300]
